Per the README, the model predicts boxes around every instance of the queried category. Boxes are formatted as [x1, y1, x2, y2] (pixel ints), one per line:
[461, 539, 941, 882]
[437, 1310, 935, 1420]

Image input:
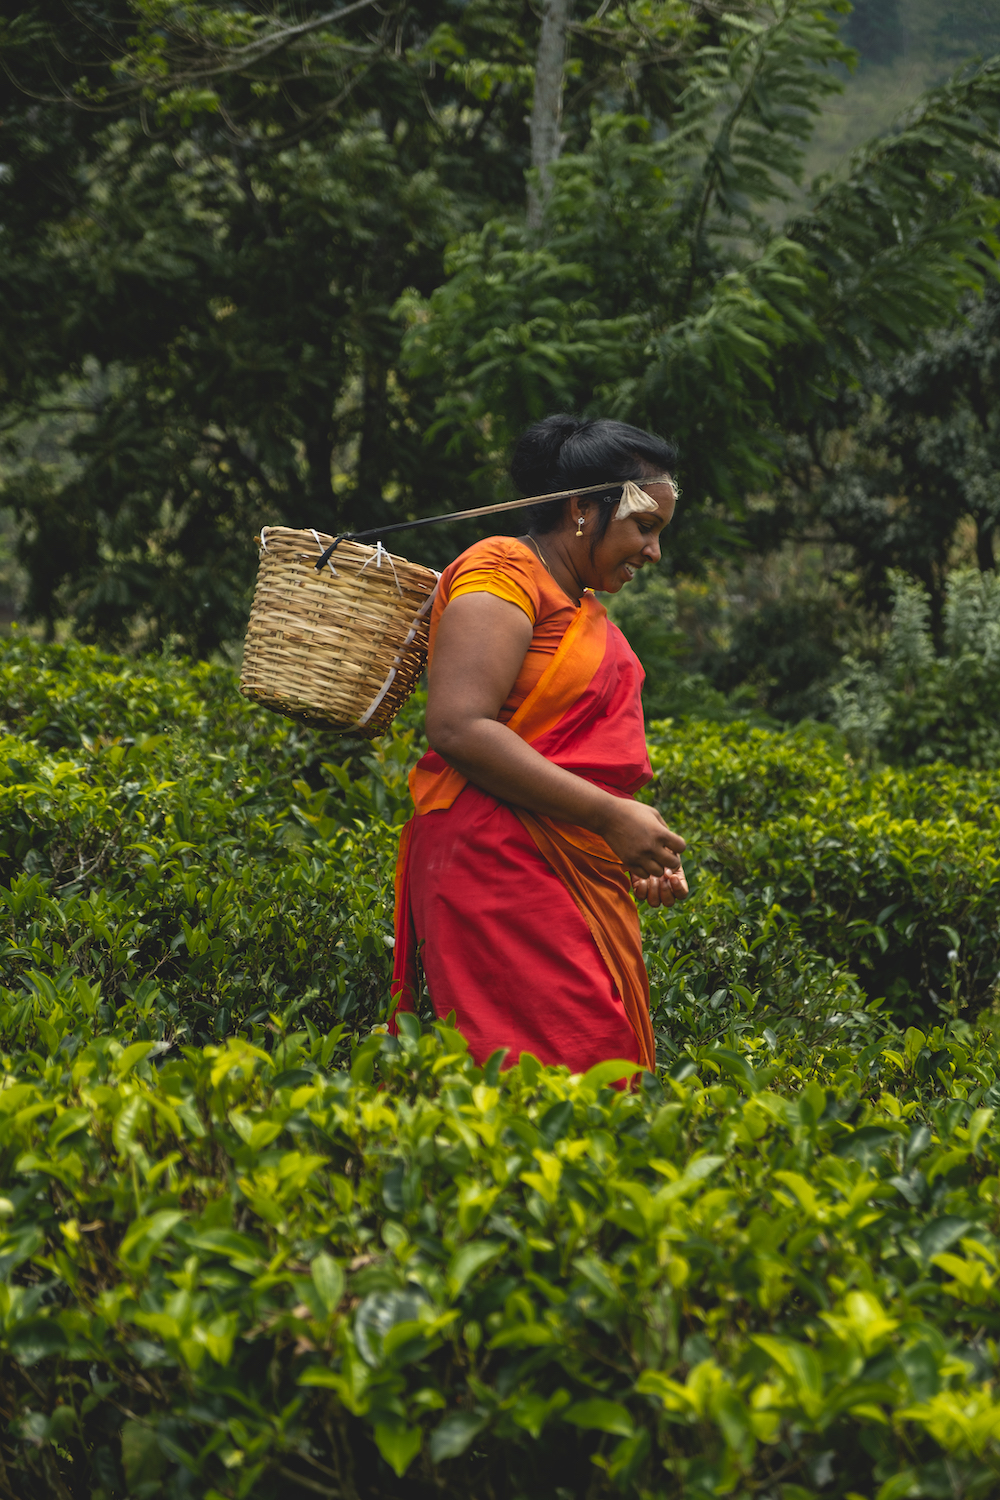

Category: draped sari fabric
[391, 589, 657, 1074]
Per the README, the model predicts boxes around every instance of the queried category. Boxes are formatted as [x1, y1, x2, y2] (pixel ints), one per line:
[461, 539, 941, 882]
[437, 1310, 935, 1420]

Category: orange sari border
[514, 809, 656, 1073]
[409, 592, 608, 815]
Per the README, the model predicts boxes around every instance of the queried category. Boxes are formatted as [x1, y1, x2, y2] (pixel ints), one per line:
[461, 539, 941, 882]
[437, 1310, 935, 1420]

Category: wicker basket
[240, 526, 439, 736]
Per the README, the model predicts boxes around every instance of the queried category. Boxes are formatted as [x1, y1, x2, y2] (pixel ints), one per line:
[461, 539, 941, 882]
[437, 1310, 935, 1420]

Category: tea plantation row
[2, 633, 997, 1058]
[1, 632, 1000, 1499]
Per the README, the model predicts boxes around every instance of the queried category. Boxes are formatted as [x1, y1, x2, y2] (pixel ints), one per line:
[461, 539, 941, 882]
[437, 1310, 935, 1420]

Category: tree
[792, 284, 1000, 625]
[527, 0, 574, 230]
[0, 0, 748, 648]
[401, 6, 1000, 574]
[936, 0, 1000, 63]
[0, 0, 539, 646]
[3, 1, 1000, 650]
[843, 0, 904, 65]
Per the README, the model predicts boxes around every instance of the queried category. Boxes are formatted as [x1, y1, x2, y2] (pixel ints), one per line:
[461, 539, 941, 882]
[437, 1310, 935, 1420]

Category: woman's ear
[569, 496, 587, 535]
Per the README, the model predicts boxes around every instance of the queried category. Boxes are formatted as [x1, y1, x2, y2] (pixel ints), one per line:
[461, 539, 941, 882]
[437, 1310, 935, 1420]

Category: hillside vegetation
[2, 636, 1000, 1497]
[809, 0, 1000, 180]
[5, 0, 1000, 653]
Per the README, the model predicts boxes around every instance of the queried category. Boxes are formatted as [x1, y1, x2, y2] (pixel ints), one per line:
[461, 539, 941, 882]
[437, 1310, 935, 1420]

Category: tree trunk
[305, 430, 335, 526]
[354, 354, 390, 512]
[527, 0, 573, 232]
[975, 515, 996, 572]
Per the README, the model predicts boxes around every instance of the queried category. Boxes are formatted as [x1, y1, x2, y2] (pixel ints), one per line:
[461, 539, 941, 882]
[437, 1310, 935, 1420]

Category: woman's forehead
[642, 481, 677, 520]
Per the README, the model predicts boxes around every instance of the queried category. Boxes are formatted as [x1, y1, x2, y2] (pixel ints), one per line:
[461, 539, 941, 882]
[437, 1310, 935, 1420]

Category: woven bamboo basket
[240, 526, 439, 736]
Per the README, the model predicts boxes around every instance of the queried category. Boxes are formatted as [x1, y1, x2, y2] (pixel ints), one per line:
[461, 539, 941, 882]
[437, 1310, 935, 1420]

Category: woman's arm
[425, 592, 686, 883]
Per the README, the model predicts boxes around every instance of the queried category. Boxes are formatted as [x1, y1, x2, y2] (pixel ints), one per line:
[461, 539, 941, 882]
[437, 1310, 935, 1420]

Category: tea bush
[5, 1011, 1000, 1498]
[3, 633, 998, 1062]
[3, 634, 1000, 1498]
[645, 720, 1000, 1031]
[0, 632, 414, 1052]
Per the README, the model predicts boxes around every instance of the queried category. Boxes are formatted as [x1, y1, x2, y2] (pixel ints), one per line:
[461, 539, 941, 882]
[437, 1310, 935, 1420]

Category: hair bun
[510, 413, 585, 494]
[509, 412, 677, 537]
[546, 414, 583, 447]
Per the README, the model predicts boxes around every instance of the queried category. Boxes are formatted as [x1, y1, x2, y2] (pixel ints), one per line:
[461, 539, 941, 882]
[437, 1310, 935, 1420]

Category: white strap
[356, 580, 440, 728]
[311, 528, 339, 576]
[615, 481, 661, 521]
[358, 539, 401, 595]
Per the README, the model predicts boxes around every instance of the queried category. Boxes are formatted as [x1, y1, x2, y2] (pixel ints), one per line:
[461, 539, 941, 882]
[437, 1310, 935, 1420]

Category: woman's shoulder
[449, 535, 538, 572]
[441, 535, 545, 593]
[441, 535, 552, 625]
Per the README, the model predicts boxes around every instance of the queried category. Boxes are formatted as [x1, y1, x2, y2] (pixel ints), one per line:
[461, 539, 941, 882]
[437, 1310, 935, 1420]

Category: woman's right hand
[633, 866, 688, 908]
[599, 798, 686, 879]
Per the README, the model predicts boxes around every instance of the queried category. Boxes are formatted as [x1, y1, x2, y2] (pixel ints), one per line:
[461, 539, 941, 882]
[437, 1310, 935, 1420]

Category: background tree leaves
[3, 1, 1000, 649]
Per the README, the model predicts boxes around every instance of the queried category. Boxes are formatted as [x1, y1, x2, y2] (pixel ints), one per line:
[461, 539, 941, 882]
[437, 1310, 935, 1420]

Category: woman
[391, 414, 688, 1074]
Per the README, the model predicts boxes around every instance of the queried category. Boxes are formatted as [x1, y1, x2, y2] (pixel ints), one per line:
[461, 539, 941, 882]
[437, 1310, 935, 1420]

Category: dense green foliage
[0, 0, 518, 646]
[605, 566, 850, 727]
[8, 1006, 1000, 1500]
[648, 722, 1000, 1030]
[0, 0, 736, 643]
[3, 633, 999, 1059]
[609, 559, 1000, 768]
[830, 569, 1000, 767]
[401, 24, 1000, 573]
[4, 1, 1000, 648]
[767, 275, 1000, 631]
[0, 634, 408, 1051]
[4, 0, 1000, 1485]
[843, 0, 904, 65]
[1, 637, 1000, 1497]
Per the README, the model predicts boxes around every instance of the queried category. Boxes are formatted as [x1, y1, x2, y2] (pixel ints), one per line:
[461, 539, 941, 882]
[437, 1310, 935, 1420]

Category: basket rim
[257, 524, 440, 578]
[242, 526, 438, 735]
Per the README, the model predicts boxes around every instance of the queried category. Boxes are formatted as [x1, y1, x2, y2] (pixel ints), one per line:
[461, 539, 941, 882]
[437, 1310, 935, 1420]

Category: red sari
[391, 562, 657, 1074]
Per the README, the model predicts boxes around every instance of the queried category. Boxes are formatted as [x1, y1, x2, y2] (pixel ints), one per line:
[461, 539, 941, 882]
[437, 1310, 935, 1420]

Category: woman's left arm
[425, 591, 687, 895]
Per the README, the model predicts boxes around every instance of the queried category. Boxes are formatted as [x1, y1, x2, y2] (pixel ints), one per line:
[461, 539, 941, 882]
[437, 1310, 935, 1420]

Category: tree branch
[1, 0, 382, 115]
[158, 0, 382, 82]
[527, 0, 574, 232]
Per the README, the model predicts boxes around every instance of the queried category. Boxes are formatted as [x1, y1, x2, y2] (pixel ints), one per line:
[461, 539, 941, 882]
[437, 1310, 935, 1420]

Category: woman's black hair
[510, 414, 678, 542]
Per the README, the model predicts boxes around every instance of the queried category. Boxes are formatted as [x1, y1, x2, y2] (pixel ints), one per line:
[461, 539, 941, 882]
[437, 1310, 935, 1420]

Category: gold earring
[576, 515, 585, 537]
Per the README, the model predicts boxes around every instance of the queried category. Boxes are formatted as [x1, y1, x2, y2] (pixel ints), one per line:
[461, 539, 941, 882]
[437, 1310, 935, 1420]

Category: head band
[616, 480, 661, 521]
[313, 472, 679, 571]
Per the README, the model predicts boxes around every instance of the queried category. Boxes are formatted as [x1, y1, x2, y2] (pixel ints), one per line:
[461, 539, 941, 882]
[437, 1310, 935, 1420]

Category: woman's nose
[642, 535, 661, 562]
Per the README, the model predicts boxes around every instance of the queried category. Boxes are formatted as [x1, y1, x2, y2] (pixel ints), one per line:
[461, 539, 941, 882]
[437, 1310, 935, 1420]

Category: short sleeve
[444, 539, 543, 624]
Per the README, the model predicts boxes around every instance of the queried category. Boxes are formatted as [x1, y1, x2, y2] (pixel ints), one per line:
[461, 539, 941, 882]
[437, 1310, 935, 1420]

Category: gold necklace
[526, 535, 552, 574]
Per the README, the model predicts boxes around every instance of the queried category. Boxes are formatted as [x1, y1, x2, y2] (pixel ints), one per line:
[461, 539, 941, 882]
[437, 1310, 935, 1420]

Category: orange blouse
[429, 536, 577, 722]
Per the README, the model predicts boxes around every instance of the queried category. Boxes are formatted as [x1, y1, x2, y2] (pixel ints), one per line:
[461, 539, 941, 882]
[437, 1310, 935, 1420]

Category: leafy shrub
[607, 572, 770, 727]
[3, 638, 1000, 1498]
[705, 595, 845, 723]
[3, 634, 999, 1071]
[0, 632, 414, 1049]
[5, 1010, 1000, 1498]
[831, 569, 1000, 767]
[646, 719, 1000, 1027]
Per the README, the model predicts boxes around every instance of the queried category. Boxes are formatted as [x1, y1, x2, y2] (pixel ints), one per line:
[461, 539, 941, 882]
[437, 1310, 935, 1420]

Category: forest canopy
[1, 0, 999, 659]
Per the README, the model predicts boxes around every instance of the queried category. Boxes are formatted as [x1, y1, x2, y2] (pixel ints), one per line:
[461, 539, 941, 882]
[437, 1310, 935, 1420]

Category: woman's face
[582, 480, 677, 594]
